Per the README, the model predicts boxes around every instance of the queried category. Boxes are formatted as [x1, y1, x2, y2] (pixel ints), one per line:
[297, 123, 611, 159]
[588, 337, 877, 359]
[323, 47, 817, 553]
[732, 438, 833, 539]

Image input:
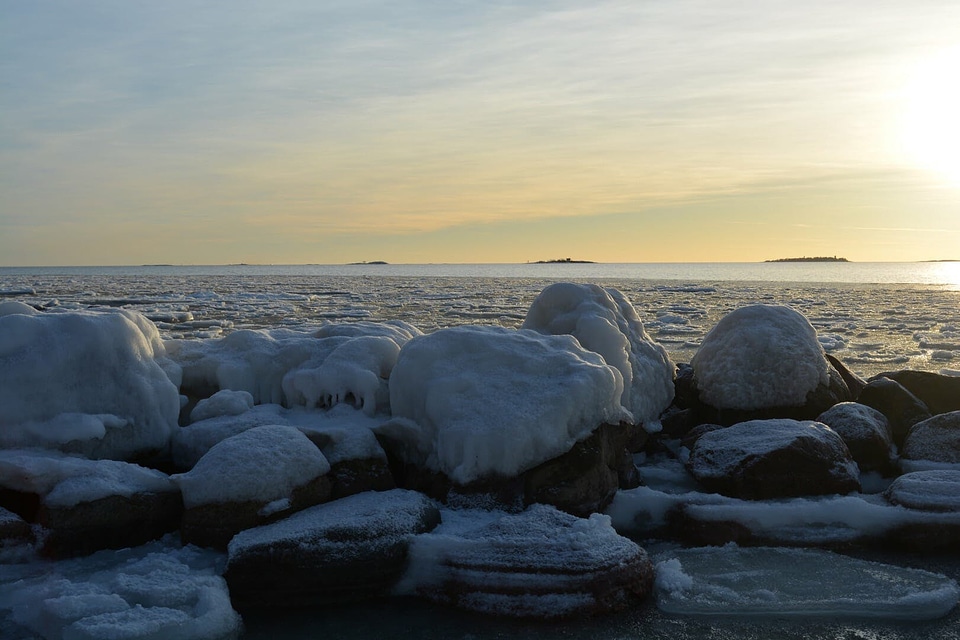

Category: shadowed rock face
[404, 504, 655, 619]
[875, 370, 960, 415]
[858, 377, 932, 447]
[817, 402, 896, 475]
[686, 419, 861, 500]
[902, 411, 960, 464]
[224, 489, 441, 609]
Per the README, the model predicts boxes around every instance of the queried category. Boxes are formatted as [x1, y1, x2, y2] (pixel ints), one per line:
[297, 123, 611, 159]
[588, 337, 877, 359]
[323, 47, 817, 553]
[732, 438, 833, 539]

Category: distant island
[764, 256, 849, 263]
[348, 261, 389, 265]
[530, 258, 596, 264]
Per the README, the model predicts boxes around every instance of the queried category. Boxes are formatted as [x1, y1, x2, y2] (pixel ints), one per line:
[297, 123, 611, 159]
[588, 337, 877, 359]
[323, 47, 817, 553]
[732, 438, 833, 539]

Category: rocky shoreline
[1, 286, 959, 637]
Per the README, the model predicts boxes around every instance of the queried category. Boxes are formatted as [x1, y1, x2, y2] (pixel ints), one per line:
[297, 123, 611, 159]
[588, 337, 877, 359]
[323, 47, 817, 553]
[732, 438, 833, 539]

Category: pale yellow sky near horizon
[2, 1, 960, 266]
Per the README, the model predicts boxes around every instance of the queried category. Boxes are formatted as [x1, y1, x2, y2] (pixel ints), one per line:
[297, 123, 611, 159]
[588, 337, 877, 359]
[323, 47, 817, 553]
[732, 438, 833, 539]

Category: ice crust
[691, 304, 830, 410]
[0, 309, 181, 459]
[172, 425, 330, 508]
[654, 545, 959, 620]
[384, 325, 629, 484]
[522, 282, 675, 423]
[0, 538, 241, 640]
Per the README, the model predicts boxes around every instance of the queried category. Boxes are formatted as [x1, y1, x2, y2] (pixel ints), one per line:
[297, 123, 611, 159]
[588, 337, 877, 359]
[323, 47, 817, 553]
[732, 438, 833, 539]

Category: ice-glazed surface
[0, 309, 181, 459]
[0, 449, 176, 509]
[691, 304, 830, 410]
[654, 545, 959, 620]
[384, 326, 629, 484]
[885, 470, 960, 512]
[523, 282, 675, 424]
[189, 390, 255, 423]
[0, 538, 241, 640]
[172, 425, 330, 508]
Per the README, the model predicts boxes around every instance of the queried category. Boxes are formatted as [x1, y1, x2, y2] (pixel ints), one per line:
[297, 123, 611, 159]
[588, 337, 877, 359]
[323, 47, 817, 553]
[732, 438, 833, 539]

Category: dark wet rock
[224, 489, 441, 608]
[659, 407, 698, 440]
[816, 402, 896, 474]
[379, 422, 633, 518]
[686, 419, 860, 500]
[902, 411, 960, 465]
[0, 450, 182, 558]
[857, 377, 932, 448]
[875, 370, 960, 415]
[0, 506, 34, 547]
[680, 423, 725, 451]
[403, 504, 655, 619]
[672, 363, 698, 409]
[302, 428, 395, 500]
[826, 353, 867, 399]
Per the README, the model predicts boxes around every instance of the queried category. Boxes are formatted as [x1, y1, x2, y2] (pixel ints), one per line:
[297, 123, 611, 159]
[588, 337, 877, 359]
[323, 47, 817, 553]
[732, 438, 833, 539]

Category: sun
[901, 46, 960, 186]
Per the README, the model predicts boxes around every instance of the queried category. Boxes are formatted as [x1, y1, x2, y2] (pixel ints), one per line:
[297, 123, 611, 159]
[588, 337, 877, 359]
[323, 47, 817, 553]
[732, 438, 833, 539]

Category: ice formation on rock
[691, 304, 829, 410]
[523, 282, 675, 423]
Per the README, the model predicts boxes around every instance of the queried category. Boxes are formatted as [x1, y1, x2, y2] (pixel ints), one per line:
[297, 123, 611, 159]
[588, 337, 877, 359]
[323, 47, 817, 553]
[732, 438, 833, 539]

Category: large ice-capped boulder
[398, 504, 655, 619]
[686, 419, 860, 500]
[0, 309, 181, 461]
[690, 304, 849, 422]
[381, 326, 629, 486]
[523, 283, 675, 424]
[173, 425, 332, 549]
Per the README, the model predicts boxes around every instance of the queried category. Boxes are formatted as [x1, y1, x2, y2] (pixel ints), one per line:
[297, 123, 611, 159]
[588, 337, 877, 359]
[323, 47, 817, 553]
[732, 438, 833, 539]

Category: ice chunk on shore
[0, 310, 180, 460]
[0, 539, 241, 640]
[384, 326, 629, 484]
[523, 282, 675, 423]
[692, 304, 829, 410]
[654, 545, 959, 620]
[172, 425, 330, 508]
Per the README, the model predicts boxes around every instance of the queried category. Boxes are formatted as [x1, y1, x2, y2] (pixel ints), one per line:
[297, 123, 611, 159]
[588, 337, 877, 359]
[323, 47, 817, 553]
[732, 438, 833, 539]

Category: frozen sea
[3, 261, 960, 378]
[3, 262, 960, 640]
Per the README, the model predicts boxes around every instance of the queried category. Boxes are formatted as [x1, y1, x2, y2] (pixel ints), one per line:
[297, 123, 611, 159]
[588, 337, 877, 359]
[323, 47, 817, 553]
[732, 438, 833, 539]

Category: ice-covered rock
[225, 489, 440, 608]
[0, 309, 181, 461]
[383, 326, 629, 485]
[859, 376, 932, 447]
[173, 426, 332, 549]
[902, 411, 960, 465]
[686, 419, 860, 500]
[690, 305, 837, 413]
[0, 538, 242, 640]
[654, 545, 959, 620]
[885, 470, 960, 512]
[0, 449, 181, 557]
[816, 402, 895, 474]
[300, 421, 395, 500]
[188, 389, 254, 424]
[398, 504, 654, 618]
[522, 282, 675, 424]
[0, 300, 38, 317]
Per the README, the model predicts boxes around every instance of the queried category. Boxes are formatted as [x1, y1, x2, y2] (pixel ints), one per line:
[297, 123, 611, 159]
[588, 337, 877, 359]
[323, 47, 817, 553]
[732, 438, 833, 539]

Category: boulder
[0, 506, 33, 548]
[858, 377, 932, 447]
[301, 425, 395, 500]
[688, 305, 851, 425]
[0, 450, 181, 558]
[224, 489, 441, 608]
[883, 470, 960, 550]
[686, 419, 860, 500]
[400, 504, 655, 619]
[902, 411, 960, 466]
[173, 426, 332, 549]
[826, 353, 867, 399]
[816, 402, 896, 474]
[875, 370, 960, 415]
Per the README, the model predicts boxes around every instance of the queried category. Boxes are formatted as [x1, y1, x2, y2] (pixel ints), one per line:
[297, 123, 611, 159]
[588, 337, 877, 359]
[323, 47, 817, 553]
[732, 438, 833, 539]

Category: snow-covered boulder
[0, 309, 181, 461]
[690, 305, 848, 420]
[0, 539, 242, 640]
[816, 402, 896, 474]
[188, 389, 254, 424]
[225, 489, 440, 608]
[902, 411, 960, 467]
[0, 449, 181, 557]
[398, 504, 654, 618]
[858, 376, 932, 447]
[522, 282, 675, 425]
[885, 470, 960, 512]
[654, 545, 959, 620]
[686, 419, 860, 500]
[173, 426, 332, 549]
[383, 326, 629, 486]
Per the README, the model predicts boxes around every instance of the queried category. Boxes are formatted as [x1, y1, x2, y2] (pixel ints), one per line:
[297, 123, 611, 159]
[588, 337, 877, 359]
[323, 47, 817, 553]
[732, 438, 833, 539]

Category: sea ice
[691, 304, 830, 410]
[522, 282, 675, 423]
[383, 325, 629, 484]
[654, 545, 959, 620]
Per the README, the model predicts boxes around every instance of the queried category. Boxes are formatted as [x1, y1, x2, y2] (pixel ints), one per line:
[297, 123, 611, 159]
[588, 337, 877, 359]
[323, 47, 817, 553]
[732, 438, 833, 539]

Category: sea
[2, 262, 960, 639]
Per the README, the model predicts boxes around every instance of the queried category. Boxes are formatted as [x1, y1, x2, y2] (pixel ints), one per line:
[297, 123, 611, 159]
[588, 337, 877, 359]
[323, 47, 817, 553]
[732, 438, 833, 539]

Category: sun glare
[902, 47, 960, 186]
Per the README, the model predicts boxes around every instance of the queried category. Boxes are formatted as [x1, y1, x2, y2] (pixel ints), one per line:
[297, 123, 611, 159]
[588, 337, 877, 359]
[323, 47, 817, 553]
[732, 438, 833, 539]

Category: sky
[3, 0, 960, 266]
